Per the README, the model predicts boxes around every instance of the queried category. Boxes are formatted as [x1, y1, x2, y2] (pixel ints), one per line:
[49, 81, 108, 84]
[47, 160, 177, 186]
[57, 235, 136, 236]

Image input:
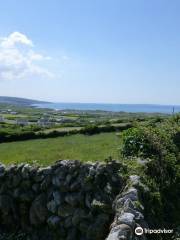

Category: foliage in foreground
[121, 115, 180, 237]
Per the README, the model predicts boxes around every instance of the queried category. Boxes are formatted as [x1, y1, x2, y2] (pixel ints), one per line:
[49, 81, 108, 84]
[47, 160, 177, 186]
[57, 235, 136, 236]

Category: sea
[33, 102, 180, 114]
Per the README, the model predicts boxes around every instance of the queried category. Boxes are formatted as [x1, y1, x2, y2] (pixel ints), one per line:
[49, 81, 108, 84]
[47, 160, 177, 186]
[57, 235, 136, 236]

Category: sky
[0, 0, 180, 105]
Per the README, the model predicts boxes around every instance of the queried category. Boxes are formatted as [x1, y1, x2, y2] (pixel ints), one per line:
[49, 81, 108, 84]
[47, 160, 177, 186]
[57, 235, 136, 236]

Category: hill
[0, 96, 49, 106]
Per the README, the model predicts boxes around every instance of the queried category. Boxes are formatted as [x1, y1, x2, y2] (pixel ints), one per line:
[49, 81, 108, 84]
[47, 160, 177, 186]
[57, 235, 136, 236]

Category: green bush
[121, 123, 178, 159]
[121, 118, 180, 234]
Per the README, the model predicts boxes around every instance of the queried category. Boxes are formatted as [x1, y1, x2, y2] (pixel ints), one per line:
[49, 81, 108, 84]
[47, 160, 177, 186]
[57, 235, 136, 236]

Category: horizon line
[1, 95, 180, 107]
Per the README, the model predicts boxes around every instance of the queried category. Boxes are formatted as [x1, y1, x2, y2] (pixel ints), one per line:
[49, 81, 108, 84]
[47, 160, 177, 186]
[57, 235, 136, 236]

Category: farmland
[0, 132, 120, 166]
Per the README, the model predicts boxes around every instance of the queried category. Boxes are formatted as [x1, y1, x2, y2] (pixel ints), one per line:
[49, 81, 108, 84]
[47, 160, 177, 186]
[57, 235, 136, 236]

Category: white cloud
[27, 50, 52, 61]
[1, 32, 33, 48]
[0, 32, 54, 81]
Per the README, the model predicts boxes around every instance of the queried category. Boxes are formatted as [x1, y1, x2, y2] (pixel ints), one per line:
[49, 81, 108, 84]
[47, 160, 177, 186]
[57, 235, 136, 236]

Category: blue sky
[0, 0, 180, 104]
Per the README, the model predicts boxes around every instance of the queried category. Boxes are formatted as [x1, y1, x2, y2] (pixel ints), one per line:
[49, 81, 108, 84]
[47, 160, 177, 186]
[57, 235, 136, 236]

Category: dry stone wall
[0, 160, 146, 240]
[0, 160, 123, 240]
[106, 175, 147, 240]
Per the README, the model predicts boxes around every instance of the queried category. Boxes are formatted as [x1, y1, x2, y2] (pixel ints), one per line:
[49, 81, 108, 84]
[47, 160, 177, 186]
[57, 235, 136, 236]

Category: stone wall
[106, 175, 147, 240]
[0, 160, 146, 240]
[0, 160, 124, 240]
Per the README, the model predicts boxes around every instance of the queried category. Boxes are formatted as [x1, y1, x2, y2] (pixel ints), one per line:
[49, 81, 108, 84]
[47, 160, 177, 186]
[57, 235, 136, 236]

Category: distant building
[16, 119, 29, 126]
[56, 117, 75, 123]
[10, 111, 18, 115]
[0, 116, 5, 123]
[38, 118, 53, 127]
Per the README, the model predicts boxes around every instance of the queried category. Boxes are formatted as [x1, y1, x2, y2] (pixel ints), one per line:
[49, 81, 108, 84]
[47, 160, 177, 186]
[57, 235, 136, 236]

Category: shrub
[121, 123, 178, 159]
[121, 119, 180, 234]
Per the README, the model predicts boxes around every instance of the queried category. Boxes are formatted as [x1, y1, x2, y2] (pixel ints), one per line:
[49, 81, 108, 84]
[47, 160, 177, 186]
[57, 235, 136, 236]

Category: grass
[0, 133, 120, 166]
[42, 126, 82, 133]
[1, 113, 28, 119]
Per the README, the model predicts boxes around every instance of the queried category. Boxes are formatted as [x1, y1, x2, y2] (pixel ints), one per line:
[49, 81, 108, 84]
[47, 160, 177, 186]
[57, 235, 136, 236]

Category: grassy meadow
[0, 133, 120, 166]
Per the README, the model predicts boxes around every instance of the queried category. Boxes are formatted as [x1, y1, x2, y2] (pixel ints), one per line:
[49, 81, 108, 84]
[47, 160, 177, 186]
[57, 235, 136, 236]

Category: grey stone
[65, 192, 82, 206]
[91, 199, 112, 213]
[40, 175, 51, 190]
[86, 214, 109, 239]
[70, 181, 81, 191]
[53, 191, 62, 205]
[72, 209, 86, 226]
[64, 216, 72, 228]
[21, 164, 30, 179]
[65, 173, 73, 184]
[66, 228, 78, 240]
[47, 215, 61, 228]
[19, 191, 34, 202]
[32, 183, 40, 193]
[129, 175, 140, 186]
[0, 164, 5, 177]
[12, 174, 21, 187]
[117, 212, 135, 227]
[106, 224, 133, 240]
[21, 179, 32, 189]
[52, 175, 61, 187]
[47, 200, 57, 214]
[58, 204, 74, 217]
[34, 172, 44, 182]
[39, 167, 52, 175]
[85, 193, 92, 208]
[0, 194, 15, 215]
[30, 194, 48, 225]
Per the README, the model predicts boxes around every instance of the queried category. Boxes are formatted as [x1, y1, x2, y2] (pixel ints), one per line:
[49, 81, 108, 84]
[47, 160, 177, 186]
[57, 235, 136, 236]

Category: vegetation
[0, 96, 48, 106]
[0, 133, 120, 166]
[120, 114, 180, 239]
[0, 122, 132, 143]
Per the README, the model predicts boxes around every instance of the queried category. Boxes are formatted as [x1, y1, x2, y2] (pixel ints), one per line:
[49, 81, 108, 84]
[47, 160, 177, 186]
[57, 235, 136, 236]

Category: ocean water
[33, 102, 180, 114]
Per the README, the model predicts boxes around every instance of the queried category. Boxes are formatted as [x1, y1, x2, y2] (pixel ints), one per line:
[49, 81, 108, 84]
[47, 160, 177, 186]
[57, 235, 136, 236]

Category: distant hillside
[0, 96, 49, 106]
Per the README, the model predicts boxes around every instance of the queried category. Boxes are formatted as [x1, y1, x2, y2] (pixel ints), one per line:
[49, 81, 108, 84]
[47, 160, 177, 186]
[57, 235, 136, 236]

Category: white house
[10, 111, 18, 115]
[38, 118, 52, 127]
[0, 116, 5, 123]
[56, 117, 75, 123]
[16, 119, 29, 126]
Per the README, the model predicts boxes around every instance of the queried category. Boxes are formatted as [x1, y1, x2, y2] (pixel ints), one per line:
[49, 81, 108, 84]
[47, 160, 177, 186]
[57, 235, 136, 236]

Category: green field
[0, 133, 120, 166]
[42, 126, 82, 133]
